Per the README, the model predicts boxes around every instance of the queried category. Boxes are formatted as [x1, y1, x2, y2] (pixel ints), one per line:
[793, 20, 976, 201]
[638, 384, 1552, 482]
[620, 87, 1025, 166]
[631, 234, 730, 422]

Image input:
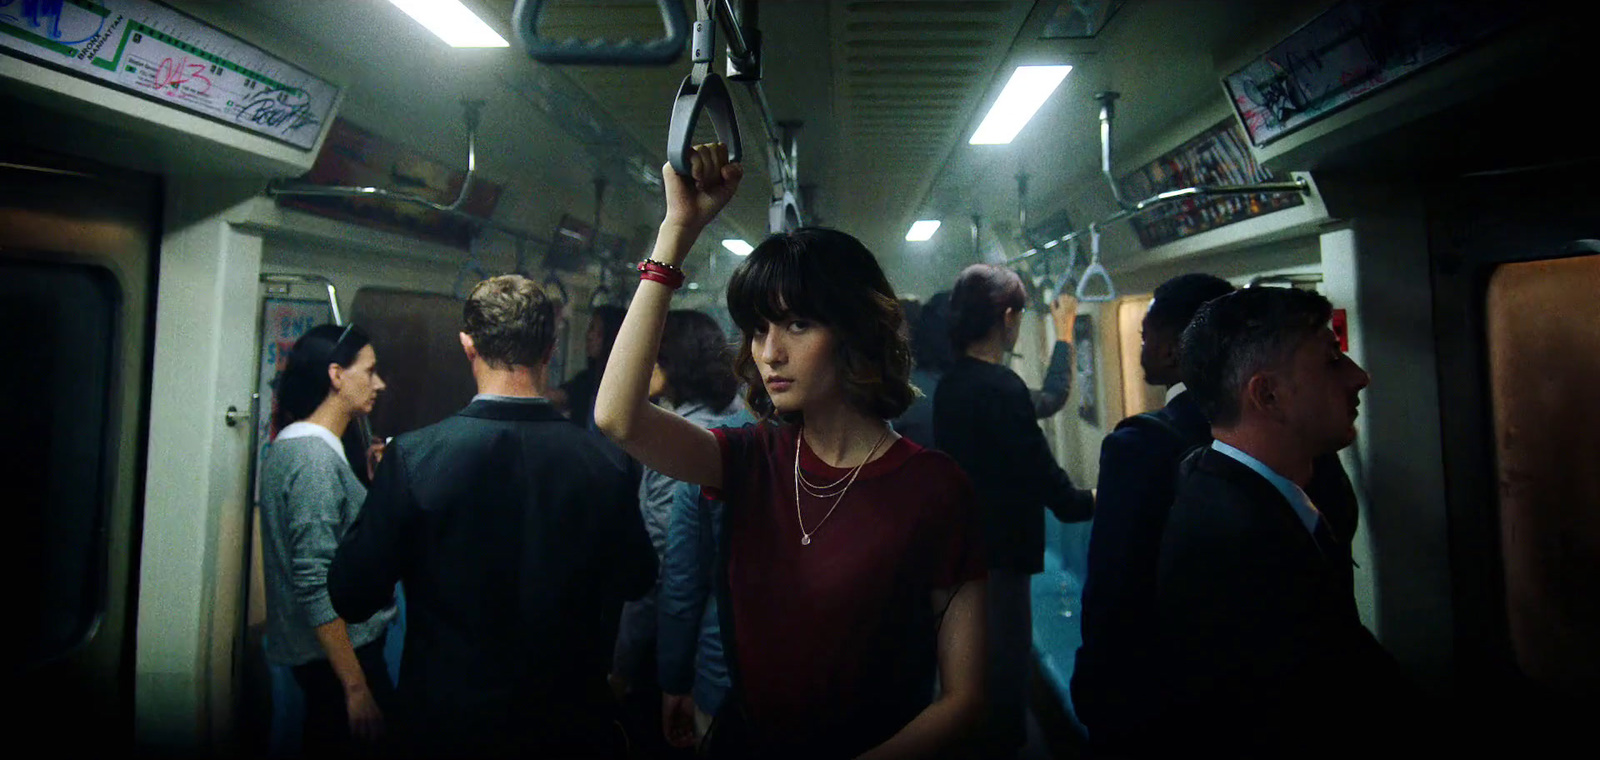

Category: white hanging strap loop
[542, 272, 570, 306]
[1055, 235, 1081, 296]
[1076, 223, 1117, 302]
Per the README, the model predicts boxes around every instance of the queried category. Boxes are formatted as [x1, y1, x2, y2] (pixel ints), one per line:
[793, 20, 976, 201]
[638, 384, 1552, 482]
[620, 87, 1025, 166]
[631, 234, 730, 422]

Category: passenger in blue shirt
[602, 309, 750, 751]
[657, 478, 739, 748]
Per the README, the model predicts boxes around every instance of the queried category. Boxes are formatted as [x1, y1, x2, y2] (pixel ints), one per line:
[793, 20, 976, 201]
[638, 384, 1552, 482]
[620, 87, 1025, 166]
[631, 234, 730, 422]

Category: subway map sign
[0, 0, 339, 150]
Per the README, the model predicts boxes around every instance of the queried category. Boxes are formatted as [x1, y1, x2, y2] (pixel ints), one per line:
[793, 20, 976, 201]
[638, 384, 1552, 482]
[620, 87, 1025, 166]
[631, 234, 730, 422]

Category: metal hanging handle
[668, 0, 743, 176]
[1054, 236, 1081, 297]
[1076, 224, 1117, 302]
[512, 0, 690, 66]
[542, 272, 571, 305]
[668, 73, 742, 175]
[769, 190, 799, 233]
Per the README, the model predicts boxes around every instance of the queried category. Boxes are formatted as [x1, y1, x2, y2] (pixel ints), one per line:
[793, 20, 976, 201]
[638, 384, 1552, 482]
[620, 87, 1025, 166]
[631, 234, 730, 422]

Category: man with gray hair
[330, 275, 654, 758]
[1152, 286, 1421, 756]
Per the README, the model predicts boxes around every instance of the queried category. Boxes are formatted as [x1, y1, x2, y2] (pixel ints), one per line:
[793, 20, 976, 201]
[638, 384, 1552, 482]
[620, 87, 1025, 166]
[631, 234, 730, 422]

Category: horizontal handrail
[263, 183, 548, 247]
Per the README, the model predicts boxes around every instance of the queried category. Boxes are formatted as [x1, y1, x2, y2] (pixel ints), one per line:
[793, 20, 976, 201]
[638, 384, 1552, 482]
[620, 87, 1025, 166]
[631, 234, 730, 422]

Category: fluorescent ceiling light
[905, 220, 941, 242]
[722, 239, 754, 256]
[969, 65, 1072, 145]
[387, 0, 510, 47]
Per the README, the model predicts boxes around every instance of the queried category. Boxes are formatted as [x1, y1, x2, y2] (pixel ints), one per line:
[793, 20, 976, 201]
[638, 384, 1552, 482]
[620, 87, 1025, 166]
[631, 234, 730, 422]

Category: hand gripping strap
[668, 71, 743, 177]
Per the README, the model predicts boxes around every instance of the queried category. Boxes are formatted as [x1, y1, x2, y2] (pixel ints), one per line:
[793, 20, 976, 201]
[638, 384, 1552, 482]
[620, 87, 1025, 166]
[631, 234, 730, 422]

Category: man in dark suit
[329, 275, 655, 759]
[1153, 286, 1417, 756]
[1071, 273, 1235, 754]
[1073, 274, 1364, 756]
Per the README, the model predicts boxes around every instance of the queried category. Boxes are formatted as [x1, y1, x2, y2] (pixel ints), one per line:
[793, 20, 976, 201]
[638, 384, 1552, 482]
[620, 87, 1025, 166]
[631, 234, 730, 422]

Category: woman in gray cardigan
[259, 323, 397, 755]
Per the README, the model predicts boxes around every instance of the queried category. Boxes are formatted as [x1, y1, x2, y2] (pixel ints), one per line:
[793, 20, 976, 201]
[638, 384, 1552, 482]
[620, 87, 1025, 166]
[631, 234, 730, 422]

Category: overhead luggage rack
[1007, 92, 1314, 297]
[264, 100, 550, 250]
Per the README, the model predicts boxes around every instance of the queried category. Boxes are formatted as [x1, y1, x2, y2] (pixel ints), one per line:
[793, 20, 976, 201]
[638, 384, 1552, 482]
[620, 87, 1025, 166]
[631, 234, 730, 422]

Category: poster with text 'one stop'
[0, 0, 339, 150]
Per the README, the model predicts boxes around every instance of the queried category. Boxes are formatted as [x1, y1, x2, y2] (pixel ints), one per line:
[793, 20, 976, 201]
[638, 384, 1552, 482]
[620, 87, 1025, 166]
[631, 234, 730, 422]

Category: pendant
[801, 534, 812, 546]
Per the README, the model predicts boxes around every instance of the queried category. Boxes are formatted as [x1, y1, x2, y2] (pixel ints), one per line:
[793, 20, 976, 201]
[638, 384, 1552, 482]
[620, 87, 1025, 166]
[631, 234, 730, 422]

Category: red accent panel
[1332, 308, 1349, 351]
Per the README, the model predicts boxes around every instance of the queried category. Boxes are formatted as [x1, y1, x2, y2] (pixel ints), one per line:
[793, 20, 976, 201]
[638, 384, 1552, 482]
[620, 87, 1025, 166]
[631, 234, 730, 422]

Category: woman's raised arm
[594, 145, 741, 489]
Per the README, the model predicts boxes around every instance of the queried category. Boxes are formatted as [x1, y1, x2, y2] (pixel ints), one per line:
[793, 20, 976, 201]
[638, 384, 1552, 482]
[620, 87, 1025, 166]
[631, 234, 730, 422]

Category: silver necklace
[793, 425, 890, 546]
[797, 460, 856, 496]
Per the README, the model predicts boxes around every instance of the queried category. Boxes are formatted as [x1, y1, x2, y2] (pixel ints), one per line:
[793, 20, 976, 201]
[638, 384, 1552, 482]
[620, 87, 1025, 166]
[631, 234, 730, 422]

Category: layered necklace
[793, 425, 891, 546]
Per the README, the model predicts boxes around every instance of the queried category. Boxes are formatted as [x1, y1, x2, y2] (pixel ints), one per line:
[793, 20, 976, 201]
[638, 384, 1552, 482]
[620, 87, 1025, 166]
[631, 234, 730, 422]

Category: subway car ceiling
[4, 0, 1597, 755]
[3, 3, 1586, 290]
[3, 0, 1584, 301]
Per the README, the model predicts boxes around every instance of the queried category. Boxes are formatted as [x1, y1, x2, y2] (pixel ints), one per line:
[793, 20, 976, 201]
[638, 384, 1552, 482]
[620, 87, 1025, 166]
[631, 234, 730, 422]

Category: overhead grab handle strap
[668, 73, 743, 175]
[541, 272, 570, 305]
[1077, 263, 1117, 301]
[668, 0, 742, 176]
[513, 0, 690, 66]
[1076, 224, 1117, 302]
[1054, 236, 1081, 297]
[770, 190, 800, 233]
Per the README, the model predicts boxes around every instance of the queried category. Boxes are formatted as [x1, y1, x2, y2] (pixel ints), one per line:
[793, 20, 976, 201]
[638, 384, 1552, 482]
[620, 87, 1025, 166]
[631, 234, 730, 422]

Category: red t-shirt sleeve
[926, 456, 988, 590]
[706, 423, 764, 504]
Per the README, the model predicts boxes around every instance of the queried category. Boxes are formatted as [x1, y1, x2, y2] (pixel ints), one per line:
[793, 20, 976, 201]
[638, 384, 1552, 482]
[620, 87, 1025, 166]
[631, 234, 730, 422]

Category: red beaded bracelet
[637, 259, 686, 290]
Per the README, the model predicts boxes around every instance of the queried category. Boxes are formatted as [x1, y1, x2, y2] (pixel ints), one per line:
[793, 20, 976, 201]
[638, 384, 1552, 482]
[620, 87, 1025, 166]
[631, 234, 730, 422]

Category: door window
[1, 258, 120, 669]
[1485, 251, 1600, 688]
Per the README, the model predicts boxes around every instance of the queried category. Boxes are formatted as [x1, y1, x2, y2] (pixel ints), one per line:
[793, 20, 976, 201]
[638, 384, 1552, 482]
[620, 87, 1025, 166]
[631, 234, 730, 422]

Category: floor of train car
[241, 645, 1082, 758]
[1027, 669, 1085, 759]
[610, 665, 1082, 759]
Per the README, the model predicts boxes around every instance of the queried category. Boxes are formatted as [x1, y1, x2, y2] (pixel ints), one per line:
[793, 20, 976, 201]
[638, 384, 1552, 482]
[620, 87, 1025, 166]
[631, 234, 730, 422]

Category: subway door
[1, 149, 158, 750]
[1433, 170, 1600, 750]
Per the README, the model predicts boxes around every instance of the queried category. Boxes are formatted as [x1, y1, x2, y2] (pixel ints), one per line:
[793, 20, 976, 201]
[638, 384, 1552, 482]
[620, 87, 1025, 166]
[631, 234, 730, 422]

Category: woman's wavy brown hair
[659, 309, 739, 411]
[725, 227, 914, 422]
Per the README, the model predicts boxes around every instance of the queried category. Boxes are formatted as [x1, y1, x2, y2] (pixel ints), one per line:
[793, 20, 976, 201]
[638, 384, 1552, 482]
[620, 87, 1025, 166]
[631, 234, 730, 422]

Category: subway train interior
[4, 0, 1597, 756]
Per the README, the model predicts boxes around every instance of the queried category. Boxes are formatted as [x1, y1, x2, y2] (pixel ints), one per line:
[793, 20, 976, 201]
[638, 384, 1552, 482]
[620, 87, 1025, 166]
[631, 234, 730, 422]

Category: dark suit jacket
[329, 398, 655, 757]
[1153, 446, 1415, 757]
[1072, 390, 1209, 744]
[1075, 391, 1364, 750]
[934, 356, 1094, 573]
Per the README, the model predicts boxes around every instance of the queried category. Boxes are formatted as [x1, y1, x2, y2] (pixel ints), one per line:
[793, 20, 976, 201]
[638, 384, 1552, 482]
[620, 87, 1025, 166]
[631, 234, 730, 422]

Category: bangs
[723, 227, 914, 421]
[726, 235, 829, 334]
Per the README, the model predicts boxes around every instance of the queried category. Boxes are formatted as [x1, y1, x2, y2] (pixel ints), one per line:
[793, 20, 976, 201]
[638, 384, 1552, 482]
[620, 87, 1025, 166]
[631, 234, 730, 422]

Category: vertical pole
[972, 214, 982, 260]
[1016, 172, 1029, 237]
[591, 176, 607, 257]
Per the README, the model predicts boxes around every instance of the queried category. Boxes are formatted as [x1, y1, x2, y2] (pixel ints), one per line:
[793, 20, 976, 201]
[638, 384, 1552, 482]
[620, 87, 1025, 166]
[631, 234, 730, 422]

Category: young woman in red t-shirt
[595, 145, 988, 759]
